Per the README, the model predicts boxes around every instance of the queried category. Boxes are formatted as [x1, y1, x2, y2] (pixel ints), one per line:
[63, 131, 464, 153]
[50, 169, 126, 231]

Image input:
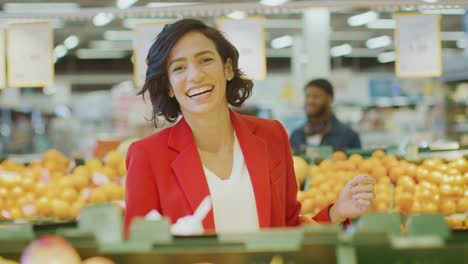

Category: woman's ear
[168, 87, 175, 98]
[224, 58, 234, 81]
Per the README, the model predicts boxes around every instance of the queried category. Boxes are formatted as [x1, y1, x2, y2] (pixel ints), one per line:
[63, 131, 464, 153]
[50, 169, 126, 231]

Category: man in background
[290, 78, 361, 152]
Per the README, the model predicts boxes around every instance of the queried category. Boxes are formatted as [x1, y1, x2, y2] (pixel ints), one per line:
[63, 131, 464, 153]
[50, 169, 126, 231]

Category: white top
[203, 134, 259, 233]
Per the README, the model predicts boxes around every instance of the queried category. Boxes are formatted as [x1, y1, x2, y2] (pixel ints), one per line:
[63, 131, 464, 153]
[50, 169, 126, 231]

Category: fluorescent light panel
[227, 11, 247, 20]
[64, 35, 80, 49]
[377, 51, 395, 63]
[331, 44, 352, 57]
[366, 35, 392, 49]
[270, 35, 293, 49]
[54, 45, 67, 58]
[259, 0, 288, 6]
[93, 13, 114, 27]
[117, 0, 138, 9]
[348, 11, 378, 27]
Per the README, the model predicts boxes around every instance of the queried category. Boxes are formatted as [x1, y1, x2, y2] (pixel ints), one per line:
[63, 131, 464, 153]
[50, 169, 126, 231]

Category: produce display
[293, 151, 468, 229]
[0, 149, 126, 221]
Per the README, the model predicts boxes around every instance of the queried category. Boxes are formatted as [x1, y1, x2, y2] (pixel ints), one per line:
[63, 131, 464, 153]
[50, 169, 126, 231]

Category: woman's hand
[329, 175, 376, 224]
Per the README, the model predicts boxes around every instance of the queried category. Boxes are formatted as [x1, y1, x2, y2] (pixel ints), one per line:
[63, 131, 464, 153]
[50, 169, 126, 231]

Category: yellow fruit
[292, 156, 309, 185]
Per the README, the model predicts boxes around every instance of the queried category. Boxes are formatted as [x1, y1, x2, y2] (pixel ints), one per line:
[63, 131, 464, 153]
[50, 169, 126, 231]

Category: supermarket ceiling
[0, 0, 467, 71]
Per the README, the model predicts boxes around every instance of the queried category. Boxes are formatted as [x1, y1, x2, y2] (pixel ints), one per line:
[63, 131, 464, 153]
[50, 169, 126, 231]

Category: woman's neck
[184, 107, 234, 154]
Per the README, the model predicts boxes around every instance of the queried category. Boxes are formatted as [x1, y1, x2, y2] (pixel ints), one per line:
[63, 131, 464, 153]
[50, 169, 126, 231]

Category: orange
[36, 197, 51, 216]
[100, 166, 118, 181]
[0, 188, 8, 200]
[73, 165, 91, 179]
[349, 154, 364, 164]
[86, 159, 103, 172]
[389, 166, 406, 183]
[397, 176, 416, 192]
[118, 162, 127, 177]
[371, 150, 385, 159]
[441, 199, 457, 215]
[331, 151, 347, 161]
[358, 160, 374, 174]
[371, 166, 387, 179]
[52, 199, 70, 219]
[412, 201, 422, 213]
[452, 186, 464, 197]
[89, 188, 108, 204]
[301, 198, 314, 214]
[10, 186, 24, 199]
[428, 171, 443, 185]
[416, 167, 429, 182]
[61, 188, 79, 203]
[34, 182, 48, 196]
[457, 198, 468, 213]
[72, 173, 90, 190]
[9, 207, 23, 220]
[104, 151, 125, 169]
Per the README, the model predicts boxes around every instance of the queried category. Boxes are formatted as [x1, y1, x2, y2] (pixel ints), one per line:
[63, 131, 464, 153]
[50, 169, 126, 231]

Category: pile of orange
[296, 150, 468, 220]
[0, 149, 127, 221]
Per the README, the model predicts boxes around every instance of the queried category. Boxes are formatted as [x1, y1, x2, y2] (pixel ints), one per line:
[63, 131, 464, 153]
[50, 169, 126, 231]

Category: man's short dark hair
[305, 78, 334, 97]
[139, 18, 253, 127]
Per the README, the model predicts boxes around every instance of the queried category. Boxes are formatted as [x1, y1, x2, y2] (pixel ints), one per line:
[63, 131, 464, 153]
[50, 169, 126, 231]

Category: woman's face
[167, 31, 234, 117]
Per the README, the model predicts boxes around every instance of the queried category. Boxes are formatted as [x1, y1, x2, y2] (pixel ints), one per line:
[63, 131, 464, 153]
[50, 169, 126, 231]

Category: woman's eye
[172, 65, 185, 72]
[201, 57, 213, 63]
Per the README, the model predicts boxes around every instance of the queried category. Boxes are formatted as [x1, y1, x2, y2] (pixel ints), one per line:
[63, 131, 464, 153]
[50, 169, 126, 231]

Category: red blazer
[124, 111, 332, 234]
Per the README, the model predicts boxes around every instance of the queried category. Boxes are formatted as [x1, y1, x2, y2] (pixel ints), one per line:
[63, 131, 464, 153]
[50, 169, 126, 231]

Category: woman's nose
[187, 64, 204, 83]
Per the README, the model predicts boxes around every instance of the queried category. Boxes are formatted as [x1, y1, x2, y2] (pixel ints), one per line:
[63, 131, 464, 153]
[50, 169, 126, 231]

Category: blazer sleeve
[275, 120, 302, 226]
[275, 120, 334, 225]
[124, 142, 161, 237]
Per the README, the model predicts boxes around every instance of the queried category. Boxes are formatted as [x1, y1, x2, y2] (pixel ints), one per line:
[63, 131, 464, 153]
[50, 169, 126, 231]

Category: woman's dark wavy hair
[139, 18, 254, 127]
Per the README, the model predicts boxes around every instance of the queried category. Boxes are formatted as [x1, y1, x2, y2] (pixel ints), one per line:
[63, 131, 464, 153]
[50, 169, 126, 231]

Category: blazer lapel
[230, 111, 271, 228]
[168, 118, 215, 230]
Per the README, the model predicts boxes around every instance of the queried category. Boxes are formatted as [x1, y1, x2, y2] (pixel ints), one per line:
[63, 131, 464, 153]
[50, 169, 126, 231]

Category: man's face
[305, 85, 332, 119]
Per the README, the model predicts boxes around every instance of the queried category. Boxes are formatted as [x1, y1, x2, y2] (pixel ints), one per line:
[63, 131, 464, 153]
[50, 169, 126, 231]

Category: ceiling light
[366, 19, 395, 29]
[104, 30, 133, 41]
[331, 44, 352, 57]
[227, 11, 246, 20]
[270, 35, 293, 49]
[422, 0, 439, 3]
[259, 0, 288, 6]
[63, 35, 80, 49]
[93, 13, 114, 27]
[117, 0, 138, 9]
[146, 2, 197, 8]
[377, 51, 395, 63]
[366, 35, 392, 49]
[348, 11, 378, 27]
[3, 3, 79, 13]
[54, 45, 67, 58]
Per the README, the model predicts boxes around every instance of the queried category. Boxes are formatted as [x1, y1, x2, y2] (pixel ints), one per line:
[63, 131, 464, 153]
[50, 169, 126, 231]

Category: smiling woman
[140, 19, 253, 127]
[124, 18, 376, 236]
